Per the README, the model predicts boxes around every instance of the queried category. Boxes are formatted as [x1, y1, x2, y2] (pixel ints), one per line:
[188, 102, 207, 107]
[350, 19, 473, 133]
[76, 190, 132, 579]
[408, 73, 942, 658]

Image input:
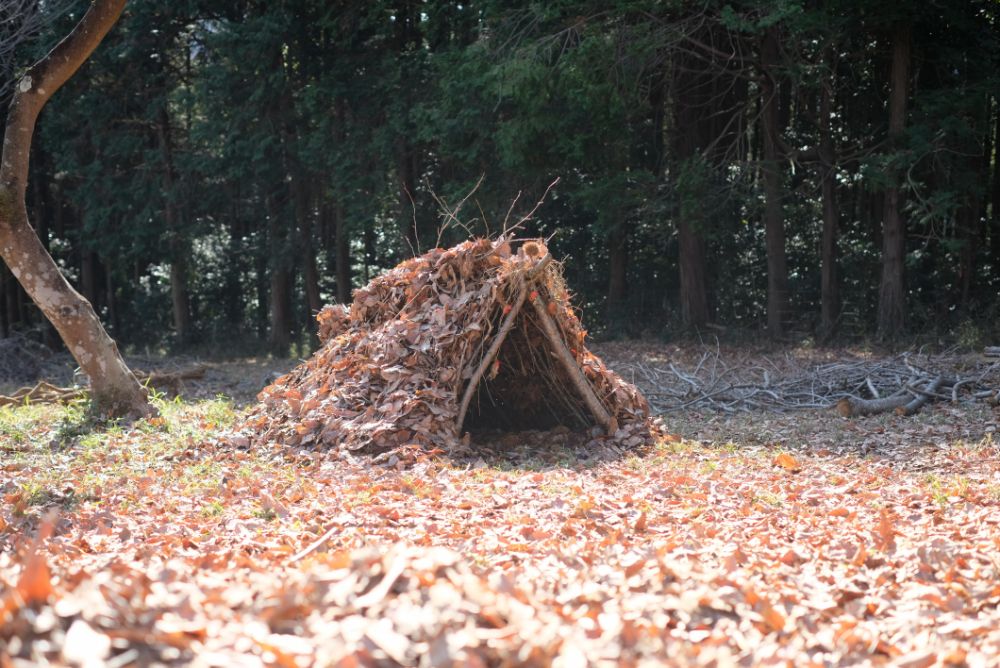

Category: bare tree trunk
[105, 266, 118, 334]
[0, 269, 8, 337]
[671, 49, 714, 330]
[0, 0, 150, 417]
[334, 200, 351, 304]
[266, 195, 293, 356]
[819, 57, 840, 341]
[169, 258, 191, 341]
[269, 267, 292, 356]
[991, 96, 1000, 281]
[877, 23, 912, 340]
[678, 219, 709, 327]
[297, 183, 322, 350]
[3, 267, 18, 333]
[396, 139, 419, 256]
[956, 203, 978, 310]
[606, 221, 628, 329]
[760, 27, 790, 338]
[156, 107, 191, 343]
[292, 175, 322, 319]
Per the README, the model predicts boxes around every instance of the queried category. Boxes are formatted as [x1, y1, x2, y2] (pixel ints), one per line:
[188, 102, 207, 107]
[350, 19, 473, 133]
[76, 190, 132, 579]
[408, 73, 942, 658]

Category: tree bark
[0, 269, 8, 337]
[677, 219, 710, 327]
[671, 42, 717, 330]
[396, 138, 420, 256]
[606, 221, 628, 330]
[266, 195, 293, 356]
[0, 0, 150, 417]
[334, 200, 351, 304]
[3, 266, 18, 334]
[818, 56, 840, 342]
[991, 95, 1000, 282]
[269, 266, 292, 356]
[292, 175, 322, 319]
[80, 249, 98, 305]
[760, 27, 790, 338]
[156, 107, 192, 344]
[877, 23, 912, 340]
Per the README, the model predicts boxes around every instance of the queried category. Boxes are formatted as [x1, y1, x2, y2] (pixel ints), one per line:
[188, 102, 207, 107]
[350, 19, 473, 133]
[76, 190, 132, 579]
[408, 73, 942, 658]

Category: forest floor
[2, 344, 1000, 666]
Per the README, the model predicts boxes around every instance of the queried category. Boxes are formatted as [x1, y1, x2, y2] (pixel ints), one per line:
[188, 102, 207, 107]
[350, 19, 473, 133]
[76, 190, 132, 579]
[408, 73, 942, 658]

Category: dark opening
[463, 308, 594, 434]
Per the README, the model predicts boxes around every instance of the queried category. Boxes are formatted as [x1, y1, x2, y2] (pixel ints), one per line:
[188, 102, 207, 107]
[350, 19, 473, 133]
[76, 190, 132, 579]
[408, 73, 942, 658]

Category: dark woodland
[2, 0, 999, 355]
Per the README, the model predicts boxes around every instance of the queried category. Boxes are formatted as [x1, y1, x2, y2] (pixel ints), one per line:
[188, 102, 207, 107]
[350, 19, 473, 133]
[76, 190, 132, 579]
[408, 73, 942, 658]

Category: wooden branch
[455, 253, 553, 433]
[529, 292, 614, 432]
[896, 376, 945, 415]
[455, 284, 528, 433]
[836, 391, 912, 417]
[984, 346, 1000, 358]
[0, 381, 85, 406]
[837, 376, 953, 417]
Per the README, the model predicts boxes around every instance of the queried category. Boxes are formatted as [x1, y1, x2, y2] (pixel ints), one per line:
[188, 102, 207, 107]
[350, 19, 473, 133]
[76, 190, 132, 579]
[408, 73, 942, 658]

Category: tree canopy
[3, 0, 999, 353]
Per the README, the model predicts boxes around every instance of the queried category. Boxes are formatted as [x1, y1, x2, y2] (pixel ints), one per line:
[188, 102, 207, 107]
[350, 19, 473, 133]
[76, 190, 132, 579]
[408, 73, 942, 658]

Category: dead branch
[456, 283, 528, 433]
[895, 376, 946, 416]
[529, 293, 614, 432]
[609, 346, 999, 417]
[0, 381, 85, 406]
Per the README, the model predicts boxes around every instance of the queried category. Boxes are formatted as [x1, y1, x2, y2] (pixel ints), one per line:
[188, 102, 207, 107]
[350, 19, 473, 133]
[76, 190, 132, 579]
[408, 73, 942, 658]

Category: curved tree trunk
[0, 0, 151, 418]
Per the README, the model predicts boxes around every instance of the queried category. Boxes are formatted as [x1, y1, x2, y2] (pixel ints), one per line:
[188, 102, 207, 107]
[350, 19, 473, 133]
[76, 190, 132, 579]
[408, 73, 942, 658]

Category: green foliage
[8, 0, 999, 348]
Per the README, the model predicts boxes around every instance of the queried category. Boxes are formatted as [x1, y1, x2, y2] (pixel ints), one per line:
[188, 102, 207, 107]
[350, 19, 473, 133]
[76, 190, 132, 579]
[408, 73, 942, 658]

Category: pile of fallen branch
[0, 381, 84, 406]
[0, 366, 207, 407]
[611, 346, 1000, 417]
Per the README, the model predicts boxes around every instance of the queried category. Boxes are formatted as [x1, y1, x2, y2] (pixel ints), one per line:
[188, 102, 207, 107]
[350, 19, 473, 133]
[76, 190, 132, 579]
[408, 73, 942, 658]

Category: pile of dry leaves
[244, 238, 651, 454]
[4, 427, 1000, 666]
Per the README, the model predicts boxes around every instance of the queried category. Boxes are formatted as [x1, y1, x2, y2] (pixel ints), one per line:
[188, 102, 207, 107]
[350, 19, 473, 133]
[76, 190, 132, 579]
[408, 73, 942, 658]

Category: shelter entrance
[461, 308, 594, 434]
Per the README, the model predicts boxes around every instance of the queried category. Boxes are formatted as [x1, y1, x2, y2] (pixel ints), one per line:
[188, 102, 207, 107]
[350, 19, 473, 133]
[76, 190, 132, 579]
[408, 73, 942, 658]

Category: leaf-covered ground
[2, 350, 1000, 666]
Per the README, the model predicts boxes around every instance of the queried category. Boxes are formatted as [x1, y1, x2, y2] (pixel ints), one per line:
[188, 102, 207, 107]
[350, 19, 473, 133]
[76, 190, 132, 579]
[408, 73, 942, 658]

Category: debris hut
[245, 238, 651, 453]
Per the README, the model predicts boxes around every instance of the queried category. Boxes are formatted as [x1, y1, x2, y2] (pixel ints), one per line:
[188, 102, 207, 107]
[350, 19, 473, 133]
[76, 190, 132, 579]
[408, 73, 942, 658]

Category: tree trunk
[671, 42, 717, 330]
[334, 200, 351, 304]
[678, 219, 710, 327]
[991, 95, 1000, 281]
[0, 0, 149, 417]
[105, 266, 119, 335]
[170, 257, 192, 342]
[818, 57, 840, 341]
[0, 269, 8, 337]
[269, 266, 292, 356]
[396, 139, 420, 256]
[266, 195, 293, 356]
[156, 107, 192, 344]
[292, 174, 322, 321]
[606, 221, 628, 330]
[81, 249, 98, 305]
[877, 23, 912, 340]
[760, 27, 790, 338]
[3, 267, 18, 333]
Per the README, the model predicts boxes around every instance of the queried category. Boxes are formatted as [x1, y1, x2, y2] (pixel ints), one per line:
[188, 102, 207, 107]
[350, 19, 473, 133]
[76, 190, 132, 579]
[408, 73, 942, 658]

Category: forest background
[3, 0, 999, 355]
